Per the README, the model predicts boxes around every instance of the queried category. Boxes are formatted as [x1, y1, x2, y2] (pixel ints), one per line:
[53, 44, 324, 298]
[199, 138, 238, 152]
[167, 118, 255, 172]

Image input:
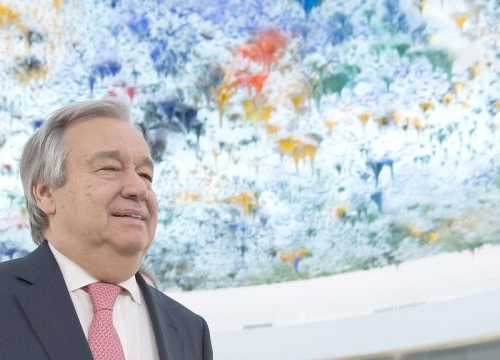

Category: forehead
[63, 117, 151, 160]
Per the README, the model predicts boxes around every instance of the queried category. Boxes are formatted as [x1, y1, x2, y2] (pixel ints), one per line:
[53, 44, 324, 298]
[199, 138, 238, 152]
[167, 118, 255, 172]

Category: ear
[33, 183, 56, 215]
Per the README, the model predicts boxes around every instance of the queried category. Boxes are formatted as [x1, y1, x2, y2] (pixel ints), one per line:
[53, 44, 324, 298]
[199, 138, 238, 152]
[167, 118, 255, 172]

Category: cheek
[148, 194, 159, 221]
[78, 181, 111, 222]
[84, 183, 93, 196]
[84, 178, 109, 196]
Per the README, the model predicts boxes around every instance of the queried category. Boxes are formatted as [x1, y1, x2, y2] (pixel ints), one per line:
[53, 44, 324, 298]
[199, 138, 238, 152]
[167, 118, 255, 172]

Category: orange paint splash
[235, 71, 269, 95]
[236, 28, 287, 68]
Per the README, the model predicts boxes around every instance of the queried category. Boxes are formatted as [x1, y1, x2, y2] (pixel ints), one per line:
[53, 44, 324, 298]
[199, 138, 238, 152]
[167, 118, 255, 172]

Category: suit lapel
[14, 242, 93, 360]
[137, 274, 184, 360]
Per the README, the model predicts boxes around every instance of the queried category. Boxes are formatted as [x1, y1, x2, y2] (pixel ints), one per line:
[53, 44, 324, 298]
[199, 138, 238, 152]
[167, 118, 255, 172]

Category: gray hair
[20, 98, 132, 245]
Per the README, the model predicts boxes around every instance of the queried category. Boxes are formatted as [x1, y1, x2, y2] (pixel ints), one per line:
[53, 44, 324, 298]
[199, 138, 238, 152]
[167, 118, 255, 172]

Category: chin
[111, 236, 151, 256]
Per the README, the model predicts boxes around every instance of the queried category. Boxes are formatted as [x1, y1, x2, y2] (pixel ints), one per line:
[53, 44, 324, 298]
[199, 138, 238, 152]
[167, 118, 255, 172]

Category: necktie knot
[86, 282, 122, 312]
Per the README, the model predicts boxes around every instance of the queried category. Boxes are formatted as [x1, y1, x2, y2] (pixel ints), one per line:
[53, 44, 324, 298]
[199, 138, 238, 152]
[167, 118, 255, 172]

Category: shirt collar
[48, 242, 142, 304]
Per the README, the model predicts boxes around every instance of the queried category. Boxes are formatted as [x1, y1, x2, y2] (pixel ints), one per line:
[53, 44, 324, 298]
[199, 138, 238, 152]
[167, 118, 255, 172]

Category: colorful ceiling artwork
[1, 0, 500, 291]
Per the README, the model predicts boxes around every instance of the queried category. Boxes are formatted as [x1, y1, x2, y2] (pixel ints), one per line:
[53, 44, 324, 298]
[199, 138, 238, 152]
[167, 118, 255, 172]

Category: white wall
[169, 245, 500, 359]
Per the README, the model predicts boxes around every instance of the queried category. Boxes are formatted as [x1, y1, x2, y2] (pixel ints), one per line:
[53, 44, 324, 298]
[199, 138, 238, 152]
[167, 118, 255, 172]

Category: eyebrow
[88, 150, 154, 170]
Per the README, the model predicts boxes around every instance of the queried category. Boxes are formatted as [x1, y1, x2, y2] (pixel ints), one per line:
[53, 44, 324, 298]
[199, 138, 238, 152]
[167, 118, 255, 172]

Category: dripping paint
[1, 0, 500, 291]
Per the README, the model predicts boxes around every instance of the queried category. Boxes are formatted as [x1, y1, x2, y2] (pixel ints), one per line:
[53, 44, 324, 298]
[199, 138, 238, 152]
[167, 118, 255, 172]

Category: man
[0, 99, 213, 359]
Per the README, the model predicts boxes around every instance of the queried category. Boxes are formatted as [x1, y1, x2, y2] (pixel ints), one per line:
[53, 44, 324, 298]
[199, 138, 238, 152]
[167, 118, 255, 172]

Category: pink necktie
[86, 282, 126, 360]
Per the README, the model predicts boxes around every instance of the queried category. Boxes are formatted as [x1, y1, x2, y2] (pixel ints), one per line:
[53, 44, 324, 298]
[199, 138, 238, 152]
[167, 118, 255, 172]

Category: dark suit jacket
[0, 241, 213, 360]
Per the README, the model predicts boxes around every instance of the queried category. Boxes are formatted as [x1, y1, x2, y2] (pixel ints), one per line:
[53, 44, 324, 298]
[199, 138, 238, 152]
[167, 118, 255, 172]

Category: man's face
[46, 117, 158, 267]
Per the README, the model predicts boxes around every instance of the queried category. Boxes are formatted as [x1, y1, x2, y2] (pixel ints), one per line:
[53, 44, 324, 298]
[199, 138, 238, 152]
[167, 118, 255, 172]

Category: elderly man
[0, 99, 213, 359]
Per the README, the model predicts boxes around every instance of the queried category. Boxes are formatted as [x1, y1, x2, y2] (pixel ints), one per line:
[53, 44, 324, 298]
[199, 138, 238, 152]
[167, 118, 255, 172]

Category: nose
[121, 169, 149, 200]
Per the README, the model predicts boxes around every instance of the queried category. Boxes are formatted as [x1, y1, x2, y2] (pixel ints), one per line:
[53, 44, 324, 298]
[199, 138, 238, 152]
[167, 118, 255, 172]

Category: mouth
[113, 213, 146, 221]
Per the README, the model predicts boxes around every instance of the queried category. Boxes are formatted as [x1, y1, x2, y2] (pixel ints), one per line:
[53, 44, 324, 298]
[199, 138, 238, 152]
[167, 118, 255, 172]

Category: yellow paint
[174, 191, 201, 204]
[426, 231, 439, 243]
[453, 82, 466, 95]
[420, 100, 434, 112]
[442, 93, 454, 105]
[454, 12, 468, 29]
[410, 226, 422, 237]
[226, 191, 258, 216]
[408, 117, 424, 130]
[291, 93, 306, 113]
[277, 136, 300, 155]
[242, 98, 274, 123]
[419, 0, 429, 13]
[53, 0, 64, 11]
[0, 4, 20, 28]
[279, 248, 311, 264]
[332, 204, 347, 219]
[377, 116, 390, 127]
[358, 111, 371, 124]
[277, 135, 319, 168]
[242, 99, 258, 121]
[216, 82, 234, 125]
[469, 62, 481, 78]
[325, 118, 337, 133]
[291, 146, 302, 167]
[265, 123, 281, 135]
[391, 111, 405, 126]
[16, 66, 49, 83]
[303, 143, 317, 163]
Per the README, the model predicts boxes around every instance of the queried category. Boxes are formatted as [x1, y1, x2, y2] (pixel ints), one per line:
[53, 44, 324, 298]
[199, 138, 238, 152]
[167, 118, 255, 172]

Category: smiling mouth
[114, 214, 145, 221]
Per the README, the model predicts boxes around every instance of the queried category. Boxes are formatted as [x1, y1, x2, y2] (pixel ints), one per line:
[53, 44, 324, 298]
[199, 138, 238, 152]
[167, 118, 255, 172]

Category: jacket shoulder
[0, 256, 27, 281]
[150, 285, 205, 320]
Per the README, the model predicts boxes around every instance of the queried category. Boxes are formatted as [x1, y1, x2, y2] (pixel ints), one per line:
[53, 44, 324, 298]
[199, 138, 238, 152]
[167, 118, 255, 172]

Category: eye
[100, 166, 120, 172]
[139, 173, 153, 182]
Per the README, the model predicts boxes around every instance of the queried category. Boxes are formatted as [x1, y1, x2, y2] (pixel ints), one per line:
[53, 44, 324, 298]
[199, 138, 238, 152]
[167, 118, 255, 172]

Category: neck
[83, 256, 140, 284]
[46, 237, 143, 284]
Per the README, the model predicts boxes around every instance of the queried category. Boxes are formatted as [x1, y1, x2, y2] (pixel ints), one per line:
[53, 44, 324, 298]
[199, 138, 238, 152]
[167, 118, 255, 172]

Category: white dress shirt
[49, 243, 159, 360]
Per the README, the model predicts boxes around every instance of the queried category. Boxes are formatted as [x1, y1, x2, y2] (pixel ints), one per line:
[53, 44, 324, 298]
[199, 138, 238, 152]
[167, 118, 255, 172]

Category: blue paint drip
[211, 70, 223, 89]
[109, 24, 122, 38]
[299, 0, 321, 17]
[91, 60, 122, 79]
[88, 75, 96, 96]
[149, 40, 185, 75]
[33, 119, 44, 129]
[127, 13, 150, 38]
[370, 191, 383, 213]
[383, 0, 409, 33]
[293, 256, 300, 273]
[367, 158, 394, 187]
[150, 40, 167, 63]
[328, 12, 353, 45]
